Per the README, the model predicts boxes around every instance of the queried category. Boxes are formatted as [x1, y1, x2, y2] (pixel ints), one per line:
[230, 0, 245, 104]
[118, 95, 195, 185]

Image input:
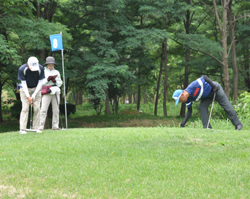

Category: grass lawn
[1, 127, 250, 198]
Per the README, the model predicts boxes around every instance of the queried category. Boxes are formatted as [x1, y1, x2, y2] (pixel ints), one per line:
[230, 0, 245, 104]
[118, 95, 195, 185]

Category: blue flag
[50, 34, 63, 51]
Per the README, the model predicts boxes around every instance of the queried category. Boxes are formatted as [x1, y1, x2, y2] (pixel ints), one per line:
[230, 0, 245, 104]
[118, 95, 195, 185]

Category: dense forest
[1, 0, 250, 123]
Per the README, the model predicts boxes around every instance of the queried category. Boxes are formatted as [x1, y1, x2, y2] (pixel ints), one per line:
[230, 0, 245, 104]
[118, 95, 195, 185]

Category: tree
[0, 0, 70, 123]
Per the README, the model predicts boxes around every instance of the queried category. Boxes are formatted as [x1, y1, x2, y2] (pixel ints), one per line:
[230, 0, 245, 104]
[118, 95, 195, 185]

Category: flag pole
[60, 32, 68, 129]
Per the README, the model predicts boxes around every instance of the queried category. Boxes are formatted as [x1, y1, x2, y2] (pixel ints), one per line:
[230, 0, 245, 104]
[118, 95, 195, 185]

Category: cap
[172, 90, 183, 105]
[43, 56, 57, 65]
[27, 57, 39, 71]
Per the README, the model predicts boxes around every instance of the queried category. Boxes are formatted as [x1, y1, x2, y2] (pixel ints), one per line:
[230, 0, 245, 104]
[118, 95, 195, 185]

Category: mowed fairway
[0, 128, 250, 198]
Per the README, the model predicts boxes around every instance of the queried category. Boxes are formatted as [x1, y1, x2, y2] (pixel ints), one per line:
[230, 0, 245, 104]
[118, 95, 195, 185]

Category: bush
[59, 103, 76, 116]
[212, 103, 227, 119]
[10, 100, 76, 119]
[233, 91, 250, 119]
[10, 100, 22, 119]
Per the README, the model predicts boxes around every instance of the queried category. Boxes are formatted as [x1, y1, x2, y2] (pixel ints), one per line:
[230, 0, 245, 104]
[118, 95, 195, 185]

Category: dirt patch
[0, 185, 26, 198]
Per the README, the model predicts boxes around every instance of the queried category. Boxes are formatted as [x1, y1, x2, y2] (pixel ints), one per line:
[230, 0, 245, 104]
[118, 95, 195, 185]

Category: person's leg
[39, 94, 52, 130]
[33, 90, 42, 130]
[19, 88, 30, 130]
[51, 93, 60, 129]
[213, 82, 241, 127]
[198, 97, 213, 128]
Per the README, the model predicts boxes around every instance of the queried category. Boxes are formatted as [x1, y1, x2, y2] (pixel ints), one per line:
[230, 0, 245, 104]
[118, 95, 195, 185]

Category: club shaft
[207, 93, 216, 129]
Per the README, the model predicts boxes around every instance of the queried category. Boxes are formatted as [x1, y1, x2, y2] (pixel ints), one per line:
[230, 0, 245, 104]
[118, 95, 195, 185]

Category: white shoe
[19, 130, 27, 134]
[36, 129, 43, 133]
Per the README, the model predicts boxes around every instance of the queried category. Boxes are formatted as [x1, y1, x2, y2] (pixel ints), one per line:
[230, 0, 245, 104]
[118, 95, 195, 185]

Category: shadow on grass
[0, 113, 193, 133]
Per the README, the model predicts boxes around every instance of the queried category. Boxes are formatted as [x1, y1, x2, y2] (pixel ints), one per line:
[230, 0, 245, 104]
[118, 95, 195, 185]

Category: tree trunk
[228, 0, 238, 103]
[66, 78, 70, 96]
[115, 96, 119, 114]
[181, 0, 191, 117]
[105, 88, 111, 114]
[213, 0, 230, 98]
[133, 93, 136, 104]
[37, 2, 41, 18]
[180, 49, 191, 117]
[163, 39, 168, 117]
[74, 90, 83, 105]
[154, 42, 164, 116]
[244, 62, 250, 91]
[128, 93, 132, 104]
[143, 88, 147, 104]
[37, 2, 46, 63]
[137, 65, 141, 111]
[0, 83, 3, 123]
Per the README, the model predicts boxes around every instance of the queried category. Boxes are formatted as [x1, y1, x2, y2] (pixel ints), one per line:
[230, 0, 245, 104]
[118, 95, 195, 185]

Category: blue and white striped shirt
[185, 77, 212, 108]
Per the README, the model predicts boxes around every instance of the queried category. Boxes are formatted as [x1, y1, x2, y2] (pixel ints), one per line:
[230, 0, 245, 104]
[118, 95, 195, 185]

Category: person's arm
[55, 72, 63, 87]
[180, 106, 192, 127]
[31, 80, 43, 99]
[203, 75, 218, 93]
[21, 80, 33, 105]
[21, 80, 30, 98]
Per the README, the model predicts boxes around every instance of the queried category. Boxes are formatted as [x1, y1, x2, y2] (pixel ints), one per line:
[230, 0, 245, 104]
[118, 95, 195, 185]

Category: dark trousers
[198, 82, 241, 128]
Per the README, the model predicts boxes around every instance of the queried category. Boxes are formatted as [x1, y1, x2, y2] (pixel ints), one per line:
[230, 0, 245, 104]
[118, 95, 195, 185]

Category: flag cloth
[49, 34, 63, 52]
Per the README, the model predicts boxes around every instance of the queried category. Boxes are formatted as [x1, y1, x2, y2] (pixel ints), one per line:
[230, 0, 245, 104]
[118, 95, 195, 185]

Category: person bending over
[18, 57, 45, 134]
[172, 75, 243, 130]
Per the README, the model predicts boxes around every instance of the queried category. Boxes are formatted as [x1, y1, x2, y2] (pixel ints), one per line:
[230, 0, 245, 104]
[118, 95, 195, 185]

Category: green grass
[0, 127, 250, 198]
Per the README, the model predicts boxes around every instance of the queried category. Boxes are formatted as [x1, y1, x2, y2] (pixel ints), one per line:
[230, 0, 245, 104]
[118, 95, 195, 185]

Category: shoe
[52, 128, 61, 130]
[235, 122, 243, 130]
[36, 129, 43, 133]
[19, 130, 27, 134]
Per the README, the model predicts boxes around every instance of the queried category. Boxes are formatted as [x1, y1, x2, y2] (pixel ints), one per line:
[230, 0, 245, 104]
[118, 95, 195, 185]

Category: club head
[26, 129, 38, 132]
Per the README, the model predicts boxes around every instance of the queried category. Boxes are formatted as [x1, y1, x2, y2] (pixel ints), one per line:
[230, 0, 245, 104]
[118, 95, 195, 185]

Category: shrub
[10, 100, 22, 119]
[233, 91, 250, 119]
[59, 103, 76, 116]
[10, 101, 76, 119]
[212, 103, 227, 119]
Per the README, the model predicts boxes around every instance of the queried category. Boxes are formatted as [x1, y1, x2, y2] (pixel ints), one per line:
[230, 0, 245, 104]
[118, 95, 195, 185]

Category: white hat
[27, 57, 39, 71]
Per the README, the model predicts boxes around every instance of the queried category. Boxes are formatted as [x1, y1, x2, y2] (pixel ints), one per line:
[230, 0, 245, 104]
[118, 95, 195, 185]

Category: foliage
[211, 103, 228, 120]
[86, 64, 135, 112]
[10, 100, 22, 119]
[1, 0, 250, 121]
[88, 87, 104, 115]
[233, 91, 250, 119]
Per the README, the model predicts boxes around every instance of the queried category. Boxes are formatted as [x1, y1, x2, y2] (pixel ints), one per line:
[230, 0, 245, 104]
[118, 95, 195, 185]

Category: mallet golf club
[25, 95, 40, 133]
[207, 92, 216, 129]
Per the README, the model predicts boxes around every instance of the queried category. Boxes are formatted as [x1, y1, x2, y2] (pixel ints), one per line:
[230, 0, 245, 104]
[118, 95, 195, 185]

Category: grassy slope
[0, 128, 250, 198]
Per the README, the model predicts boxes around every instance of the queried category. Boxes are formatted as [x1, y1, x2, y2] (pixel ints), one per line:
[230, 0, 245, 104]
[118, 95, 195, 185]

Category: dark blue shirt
[185, 77, 212, 108]
[18, 64, 45, 88]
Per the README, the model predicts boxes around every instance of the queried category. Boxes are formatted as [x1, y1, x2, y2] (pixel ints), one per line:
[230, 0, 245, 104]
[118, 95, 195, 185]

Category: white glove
[31, 93, 36, 99]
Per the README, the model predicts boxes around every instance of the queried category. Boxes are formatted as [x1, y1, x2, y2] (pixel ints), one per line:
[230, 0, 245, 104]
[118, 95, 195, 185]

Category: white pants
[39, 93, 60, 130]
[20, 88, 41, 130]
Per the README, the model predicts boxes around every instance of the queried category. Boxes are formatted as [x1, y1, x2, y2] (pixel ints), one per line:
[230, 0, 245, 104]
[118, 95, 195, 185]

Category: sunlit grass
[0, 128, 250, 198]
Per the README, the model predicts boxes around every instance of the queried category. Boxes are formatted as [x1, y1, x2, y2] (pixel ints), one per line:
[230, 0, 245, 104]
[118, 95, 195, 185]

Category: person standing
[18, 57, 45, 134]
[172, 75, 243, 130]
[39, 56, 63, 130]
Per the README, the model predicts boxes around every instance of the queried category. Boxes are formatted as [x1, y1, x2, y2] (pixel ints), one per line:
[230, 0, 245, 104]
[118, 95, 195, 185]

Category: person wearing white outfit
[39, 56, 63, 130]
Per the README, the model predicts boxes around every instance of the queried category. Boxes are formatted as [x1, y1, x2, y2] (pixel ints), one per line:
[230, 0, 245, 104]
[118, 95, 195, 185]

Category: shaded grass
[1, 102, 248, 132]
[0, 128, 250, 198]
